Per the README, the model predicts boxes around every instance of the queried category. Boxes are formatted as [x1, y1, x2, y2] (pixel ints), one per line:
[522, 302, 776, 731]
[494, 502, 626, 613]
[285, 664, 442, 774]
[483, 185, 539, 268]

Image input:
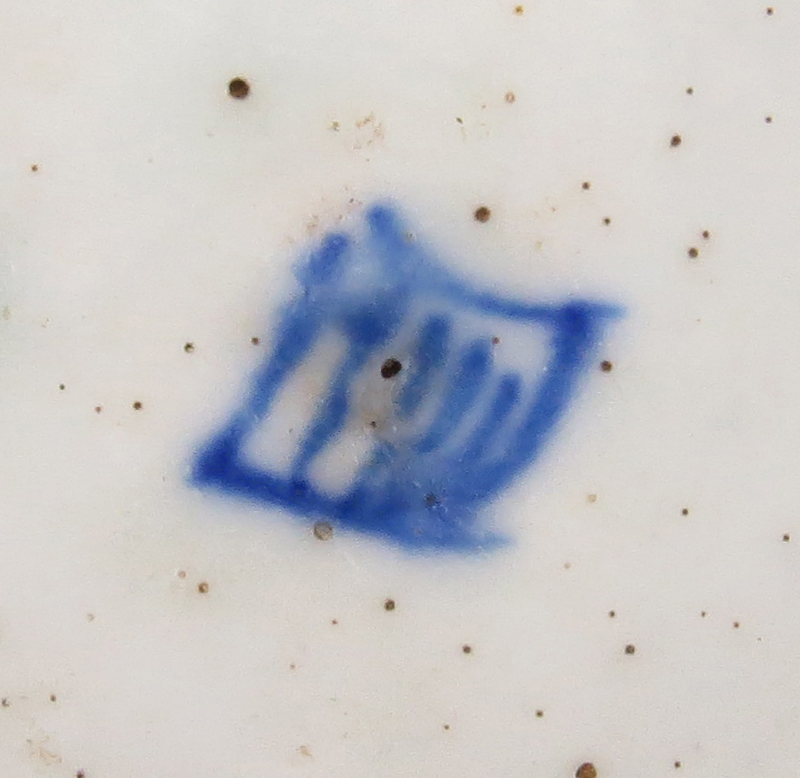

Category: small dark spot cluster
[228, 77, 250, 99]
[474, 206, 492, 223]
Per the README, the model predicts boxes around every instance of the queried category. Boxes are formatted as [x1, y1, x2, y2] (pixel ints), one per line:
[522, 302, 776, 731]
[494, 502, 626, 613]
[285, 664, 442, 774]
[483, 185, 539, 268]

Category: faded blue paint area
[191, 204, 621, 552]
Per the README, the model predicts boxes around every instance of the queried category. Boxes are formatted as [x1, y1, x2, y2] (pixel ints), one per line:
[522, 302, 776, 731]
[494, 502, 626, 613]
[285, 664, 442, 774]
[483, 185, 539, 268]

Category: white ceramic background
[1, 1, 798, 776]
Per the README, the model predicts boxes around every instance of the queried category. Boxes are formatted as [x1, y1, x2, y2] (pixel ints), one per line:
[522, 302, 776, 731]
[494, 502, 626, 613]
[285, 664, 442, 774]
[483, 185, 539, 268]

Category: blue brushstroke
[191, 203, 622, 552]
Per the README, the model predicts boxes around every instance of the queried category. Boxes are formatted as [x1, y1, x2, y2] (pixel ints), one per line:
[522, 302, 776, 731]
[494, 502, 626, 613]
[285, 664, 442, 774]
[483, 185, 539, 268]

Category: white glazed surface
[1, 2, 798, 776]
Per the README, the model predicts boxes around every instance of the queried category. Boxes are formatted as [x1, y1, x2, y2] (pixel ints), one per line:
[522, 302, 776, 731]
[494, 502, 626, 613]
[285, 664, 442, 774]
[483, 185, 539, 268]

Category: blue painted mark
[191, 204, 622, 552]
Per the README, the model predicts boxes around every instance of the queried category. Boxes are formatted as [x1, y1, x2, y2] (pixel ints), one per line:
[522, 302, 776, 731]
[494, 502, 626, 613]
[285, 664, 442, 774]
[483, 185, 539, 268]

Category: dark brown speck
[198, 581, 210, 594]
[624, 643, 636, 655]
[384, 598, 396, 611]
[474, 206, 492, 223]
[228, 77, 250, 99]
[381, 358, 402, 378]
[670, 134, 682, 147]
[576, 763, 598, 778]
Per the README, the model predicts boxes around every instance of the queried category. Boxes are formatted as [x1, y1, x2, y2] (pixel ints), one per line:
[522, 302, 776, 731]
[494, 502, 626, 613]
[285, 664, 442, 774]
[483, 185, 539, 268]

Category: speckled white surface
[1, 1, 799, 776]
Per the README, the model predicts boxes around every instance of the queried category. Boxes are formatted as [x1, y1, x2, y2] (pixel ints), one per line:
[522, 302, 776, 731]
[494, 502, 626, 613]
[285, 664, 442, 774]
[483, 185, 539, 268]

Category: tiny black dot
[688, 247, 699, 259]
[58, 383, 65, 391]
[766, 7, 774, 15]
[702, 230, 711, 239]
[670, 134, 682, 147]
[474, 206, 492, 223]
[600, 360, 613, 373]
[686, 86, 694, 95]
[674, 761, 682, 769]
[251, 336, 260, 345]
[198, 581, 209, 594]
[581, 181, 591, 190]
[701, 610, 708, 618]
[624, 643, 636, 655]
[49, 694, 56, 702]
[783, 533, 791, 542]
[682, 508, 689, 516]
[132, 401, 143, 410]
[608, 610, 616, 618]
[733, 621, 740, 629]
[462, 644, 472, 654]
[228, 77, 250, 99]
[184, 342, 195, 353]
[424, 493, 439, 507]
[603, 217, 611, 225]
[381, 358, 402, 378]
[30, 164, 39, 172]
[535, 709, 544, 717]
[384, 598, 396, 611]
[765, 115, 773, 123]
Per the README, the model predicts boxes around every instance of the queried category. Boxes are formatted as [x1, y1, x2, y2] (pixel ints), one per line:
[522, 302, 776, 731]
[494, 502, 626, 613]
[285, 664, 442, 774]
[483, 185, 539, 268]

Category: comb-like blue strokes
[190, 202, 622, 552]
[397, 315, 450, 419]
[414, 339, 492, 454]
[460, 373, 522, 464]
